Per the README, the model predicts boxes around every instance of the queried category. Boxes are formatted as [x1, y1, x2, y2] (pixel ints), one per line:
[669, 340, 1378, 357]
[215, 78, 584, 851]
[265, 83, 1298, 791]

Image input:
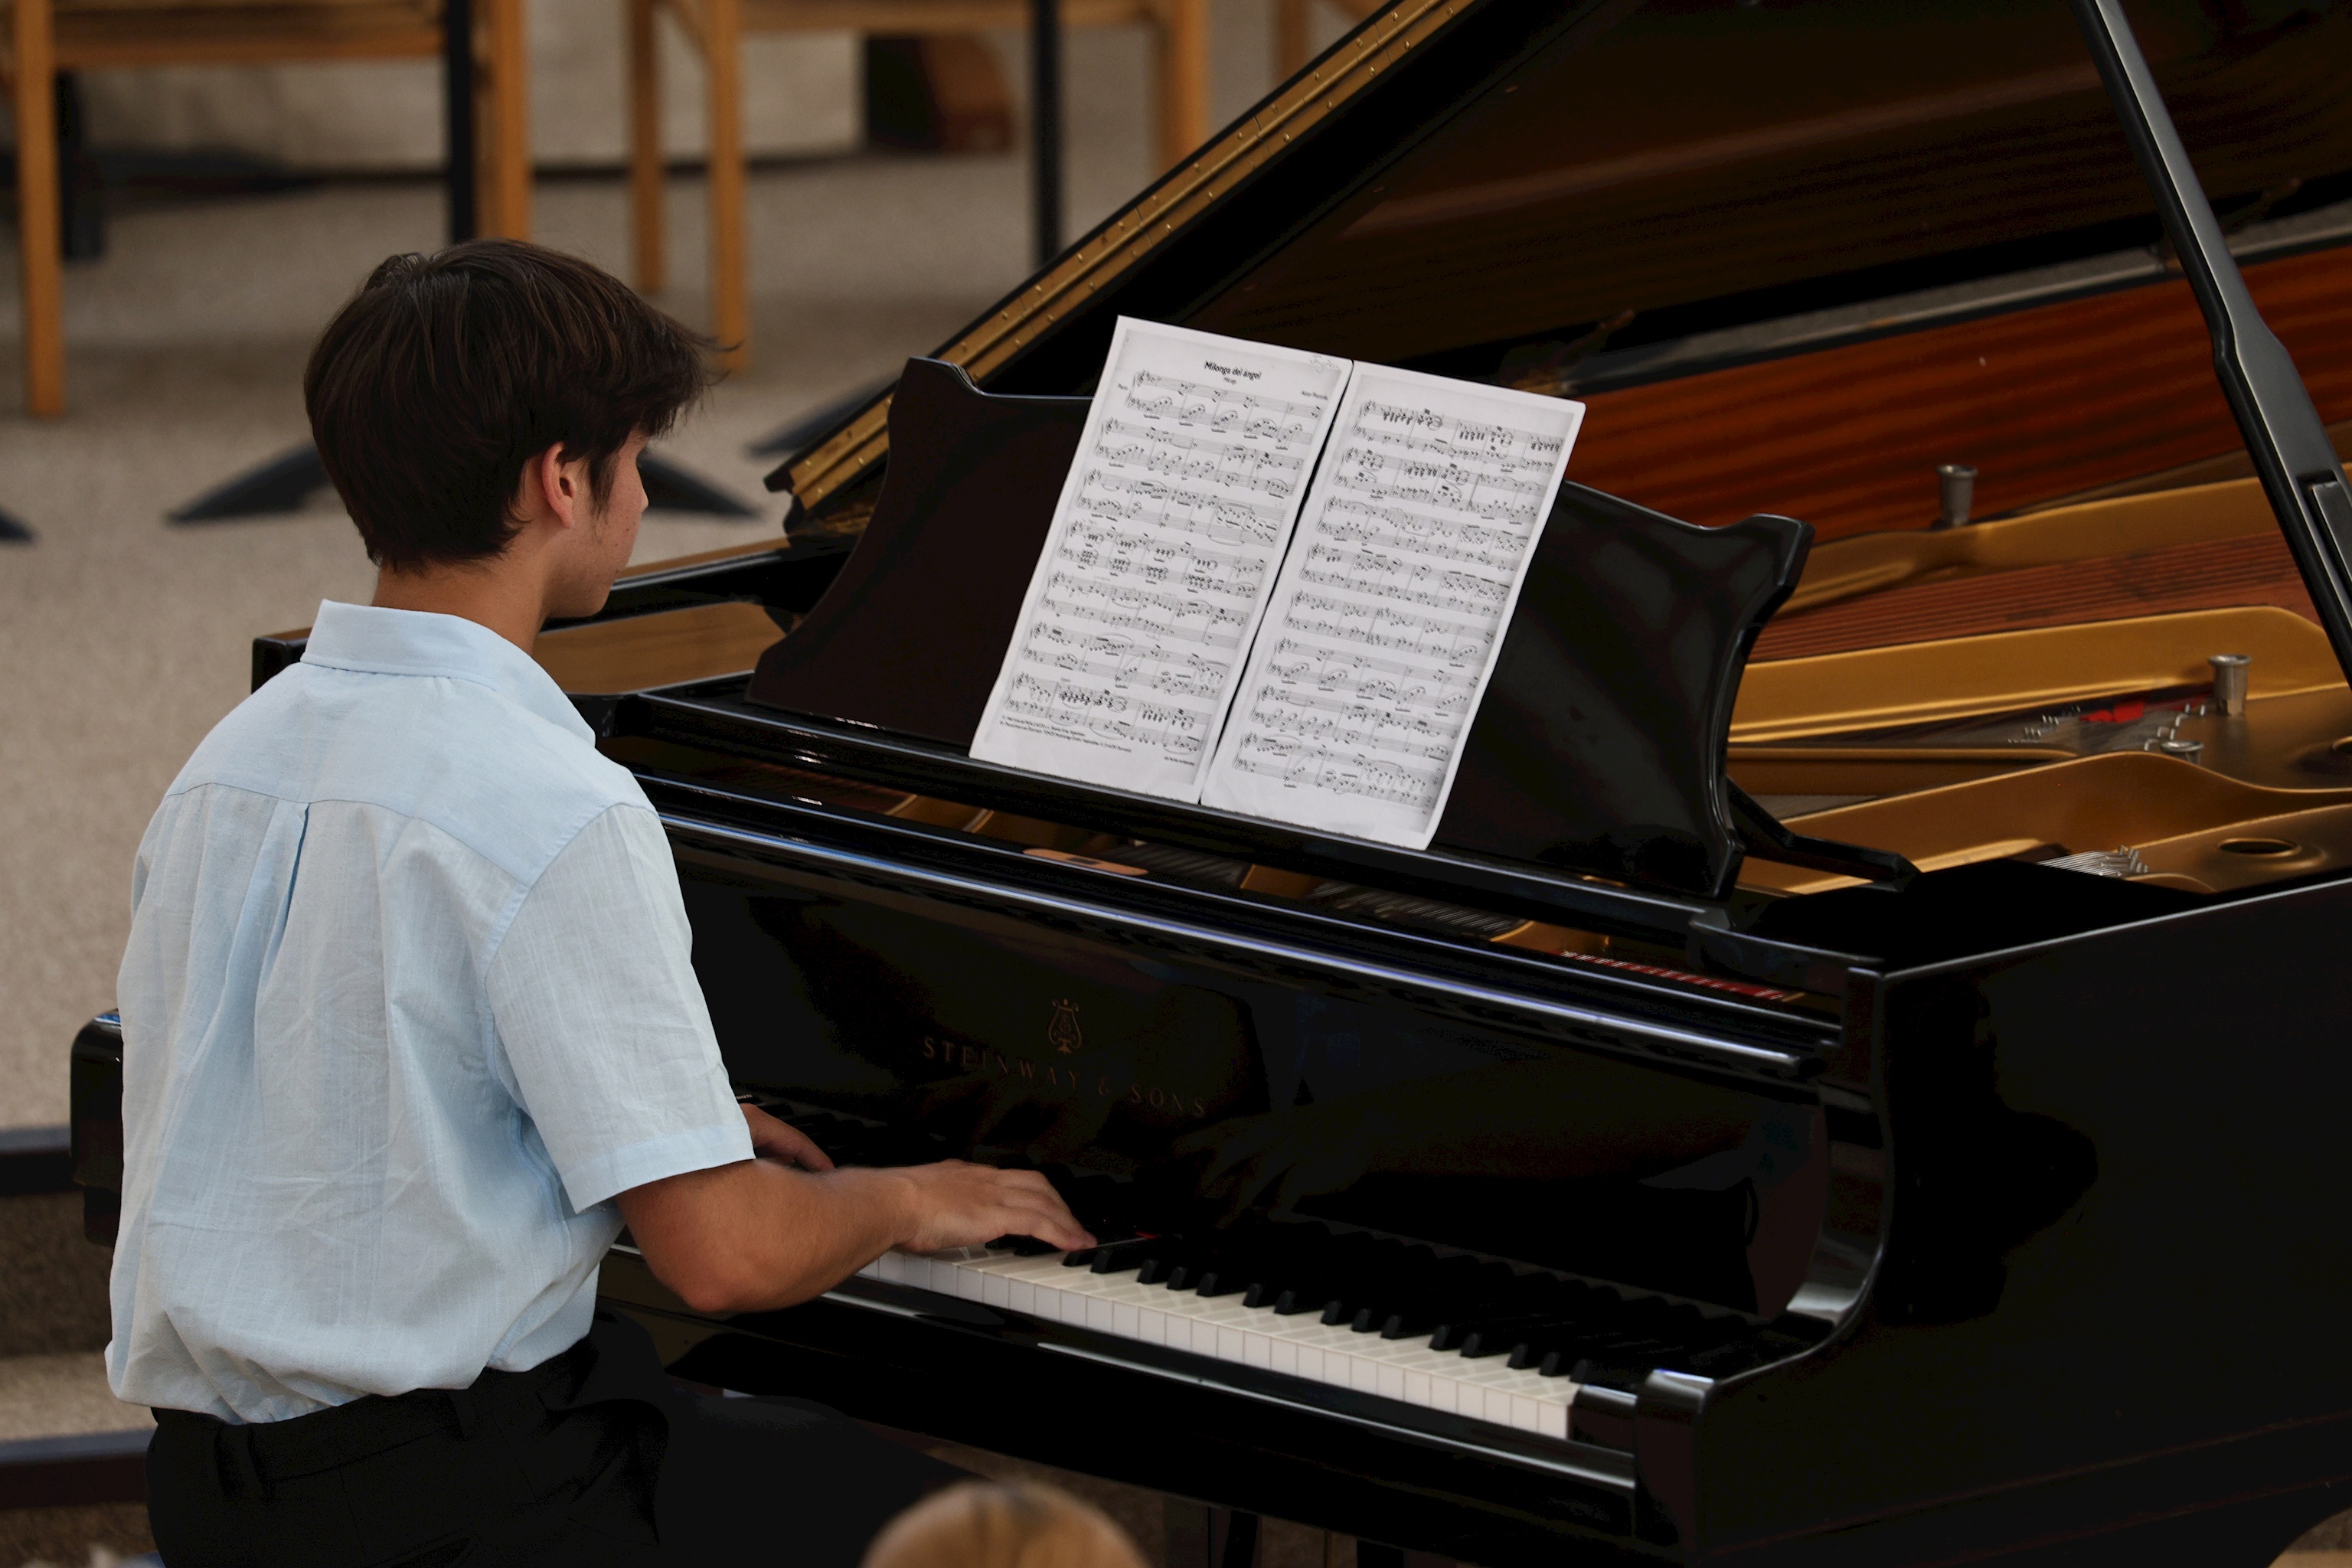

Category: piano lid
[774, 0, 2352, 677]
[780, 0, 2352, 508]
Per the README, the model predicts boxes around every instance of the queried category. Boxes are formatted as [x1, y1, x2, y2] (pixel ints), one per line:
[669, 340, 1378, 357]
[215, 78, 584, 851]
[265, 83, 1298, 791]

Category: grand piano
[70, 0, 2352, 1561]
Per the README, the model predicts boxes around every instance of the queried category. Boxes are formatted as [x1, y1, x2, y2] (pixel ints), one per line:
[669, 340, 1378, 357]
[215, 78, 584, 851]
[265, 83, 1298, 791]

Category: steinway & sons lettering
[916, 1035, 1210, 1118]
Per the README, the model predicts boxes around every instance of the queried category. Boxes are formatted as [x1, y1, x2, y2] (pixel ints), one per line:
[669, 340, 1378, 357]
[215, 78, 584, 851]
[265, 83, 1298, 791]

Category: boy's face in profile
[550, 430, 651, 620]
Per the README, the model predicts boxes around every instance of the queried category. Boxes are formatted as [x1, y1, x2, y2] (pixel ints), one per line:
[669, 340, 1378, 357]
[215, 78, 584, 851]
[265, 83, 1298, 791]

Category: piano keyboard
[861, 1242, 1646, 1442]
[773, 1108, 1796, 1444]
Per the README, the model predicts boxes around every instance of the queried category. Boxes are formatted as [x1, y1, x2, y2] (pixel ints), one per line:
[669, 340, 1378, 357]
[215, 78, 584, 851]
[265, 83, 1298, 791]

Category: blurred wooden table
[3, 0, 530, 416]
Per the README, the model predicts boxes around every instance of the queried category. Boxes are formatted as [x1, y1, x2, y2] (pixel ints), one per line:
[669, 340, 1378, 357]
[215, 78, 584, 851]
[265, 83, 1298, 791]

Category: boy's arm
[617, 1106, 1094, 1315]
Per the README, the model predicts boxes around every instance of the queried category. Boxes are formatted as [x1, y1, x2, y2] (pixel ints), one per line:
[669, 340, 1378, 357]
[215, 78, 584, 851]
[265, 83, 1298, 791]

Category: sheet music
[970, 318, 1351, 799]
[1200, 365, 1584, 848]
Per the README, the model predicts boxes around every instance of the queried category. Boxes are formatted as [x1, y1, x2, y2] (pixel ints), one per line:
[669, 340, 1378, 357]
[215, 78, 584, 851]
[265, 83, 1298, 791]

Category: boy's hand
[740, 1103, 836, 1171]
[894, 1161, 1095, 1254]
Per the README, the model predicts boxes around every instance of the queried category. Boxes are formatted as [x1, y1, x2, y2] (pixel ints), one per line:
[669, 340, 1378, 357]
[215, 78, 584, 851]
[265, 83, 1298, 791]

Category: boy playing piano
[110, 239, 1093, 1567]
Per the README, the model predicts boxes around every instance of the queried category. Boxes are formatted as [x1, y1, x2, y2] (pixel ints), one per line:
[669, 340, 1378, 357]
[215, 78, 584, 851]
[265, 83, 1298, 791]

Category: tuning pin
[1935, 463, 1978, 530]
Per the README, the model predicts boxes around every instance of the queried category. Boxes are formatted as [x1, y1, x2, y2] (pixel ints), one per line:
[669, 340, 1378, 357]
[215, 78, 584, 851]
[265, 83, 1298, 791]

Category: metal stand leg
[1030, 0, 1062, 268]
[57, 73, 105, 263]
[444, 0, 477, 243]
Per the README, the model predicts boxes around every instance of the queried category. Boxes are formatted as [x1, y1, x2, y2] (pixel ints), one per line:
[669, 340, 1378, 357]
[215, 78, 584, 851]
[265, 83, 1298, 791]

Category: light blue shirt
[110, 601, 753, 1423]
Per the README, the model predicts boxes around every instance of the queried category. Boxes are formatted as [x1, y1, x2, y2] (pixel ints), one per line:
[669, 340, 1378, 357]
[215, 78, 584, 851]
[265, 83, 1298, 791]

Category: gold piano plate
[1740, 750, 2352, 895]
[1776, 475, 2284, 617]
[1730, 605, 2344, 745]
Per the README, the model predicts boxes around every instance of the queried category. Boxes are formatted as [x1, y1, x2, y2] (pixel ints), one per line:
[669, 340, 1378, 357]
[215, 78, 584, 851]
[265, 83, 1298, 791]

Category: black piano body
[73, 0, 2352, 1560]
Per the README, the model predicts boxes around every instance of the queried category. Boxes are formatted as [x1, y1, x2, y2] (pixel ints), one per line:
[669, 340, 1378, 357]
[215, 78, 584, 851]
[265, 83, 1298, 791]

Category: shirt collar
[301, 601, 593, 743]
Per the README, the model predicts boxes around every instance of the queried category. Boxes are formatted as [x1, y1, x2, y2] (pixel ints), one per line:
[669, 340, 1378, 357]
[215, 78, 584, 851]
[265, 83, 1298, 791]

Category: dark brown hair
[305, 239, 714, 571]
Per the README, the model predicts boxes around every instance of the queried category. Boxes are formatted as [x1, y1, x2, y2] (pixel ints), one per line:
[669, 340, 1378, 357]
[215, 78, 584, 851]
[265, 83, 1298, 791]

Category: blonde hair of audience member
[864, 1481, 1149, 1568]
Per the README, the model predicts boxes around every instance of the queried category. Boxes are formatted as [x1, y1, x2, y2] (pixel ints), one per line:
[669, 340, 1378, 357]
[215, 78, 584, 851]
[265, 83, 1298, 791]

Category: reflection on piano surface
[77, 0, 2352, 1563]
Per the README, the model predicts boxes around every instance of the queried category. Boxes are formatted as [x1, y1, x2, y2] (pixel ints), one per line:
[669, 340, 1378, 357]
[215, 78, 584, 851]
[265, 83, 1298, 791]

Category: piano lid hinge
[1725, 780, 1918, 888]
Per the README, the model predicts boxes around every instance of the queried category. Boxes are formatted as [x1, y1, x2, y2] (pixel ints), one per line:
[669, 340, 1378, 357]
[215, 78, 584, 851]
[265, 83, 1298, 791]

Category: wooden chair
[3, 0, 531, 416]
[1273, 0, 1374, 79]
[627, 0, 1210, 368]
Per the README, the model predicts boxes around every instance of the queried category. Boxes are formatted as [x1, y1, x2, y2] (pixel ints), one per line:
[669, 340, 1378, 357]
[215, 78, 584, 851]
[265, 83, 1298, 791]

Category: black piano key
[1150, 1239, 1222, 1294]
[1063, 1235, 1154, 1273]
[1523, 1325, 1675, 1374]
[1162, 1240, 1233, 1295]
[1453, 1308, 1580, 1359]
[1348, 1252, 1488, 1338]
[1193, 1266, 1250, 1298]
[1136, 1253, 1175, 1285]
[1200, 1229, 1298, 1300]
[1377, 1310, 1438, 1341]
[1569, 1356, 1664, 1390]
[1427, 1274, 1569, 1350]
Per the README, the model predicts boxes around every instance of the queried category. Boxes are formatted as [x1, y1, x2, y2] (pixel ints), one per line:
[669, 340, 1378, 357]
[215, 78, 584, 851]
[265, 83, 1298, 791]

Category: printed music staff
[972, 318, 1350, 799]
[1200, 364, 1585, 848]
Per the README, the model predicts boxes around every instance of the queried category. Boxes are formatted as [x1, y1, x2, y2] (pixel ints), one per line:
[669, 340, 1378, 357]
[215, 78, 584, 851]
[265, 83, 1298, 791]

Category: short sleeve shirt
[109, 601, 753, 1423]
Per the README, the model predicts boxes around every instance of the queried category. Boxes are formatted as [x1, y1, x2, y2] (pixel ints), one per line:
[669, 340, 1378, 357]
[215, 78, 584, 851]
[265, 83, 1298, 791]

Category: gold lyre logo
[1046, 998, 1084, 1055]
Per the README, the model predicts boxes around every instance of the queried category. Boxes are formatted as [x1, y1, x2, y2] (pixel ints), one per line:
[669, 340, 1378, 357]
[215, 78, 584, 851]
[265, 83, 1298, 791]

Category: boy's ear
[519, 443, 585, 528]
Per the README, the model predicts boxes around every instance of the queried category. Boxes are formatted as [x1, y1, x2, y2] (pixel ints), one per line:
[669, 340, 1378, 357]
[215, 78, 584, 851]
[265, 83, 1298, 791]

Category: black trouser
[147, 1312, 962, 1568]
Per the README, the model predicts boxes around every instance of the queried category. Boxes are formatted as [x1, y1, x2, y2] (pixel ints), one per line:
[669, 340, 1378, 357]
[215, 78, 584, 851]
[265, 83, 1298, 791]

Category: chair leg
[629, 0, 665, 292]
[12, 0, 65, 415]
[704, 0, 749, 367]
[1153, 0, 1210, 172]
[480, 0, 531, 238]
[1274, 0, 1310, 81]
